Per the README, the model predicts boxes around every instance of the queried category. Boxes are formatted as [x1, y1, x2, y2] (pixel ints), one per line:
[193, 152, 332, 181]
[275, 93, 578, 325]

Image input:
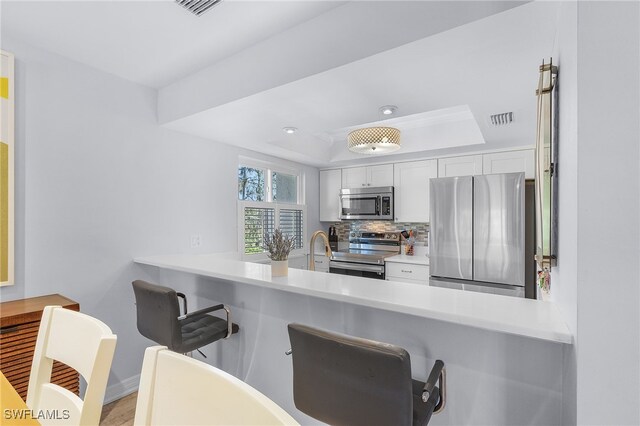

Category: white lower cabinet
[385, 262, 429, 285]
[309, 255, 329, 273]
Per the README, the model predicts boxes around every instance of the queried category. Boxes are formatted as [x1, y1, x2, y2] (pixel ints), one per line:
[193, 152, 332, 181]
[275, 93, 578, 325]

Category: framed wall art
[1, 50, 14, 286]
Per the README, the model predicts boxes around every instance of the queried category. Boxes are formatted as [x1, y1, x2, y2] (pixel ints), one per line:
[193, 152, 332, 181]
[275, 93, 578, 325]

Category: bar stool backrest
[288, 323, 414, 426]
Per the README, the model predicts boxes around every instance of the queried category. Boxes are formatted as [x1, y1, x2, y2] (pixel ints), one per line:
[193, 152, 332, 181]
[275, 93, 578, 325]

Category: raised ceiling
[1, 1, 557, 167]
[162, 1, 559, 166]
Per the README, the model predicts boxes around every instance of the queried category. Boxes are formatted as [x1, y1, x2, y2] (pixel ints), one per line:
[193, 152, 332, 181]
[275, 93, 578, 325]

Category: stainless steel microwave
[339, 187, 394, 220]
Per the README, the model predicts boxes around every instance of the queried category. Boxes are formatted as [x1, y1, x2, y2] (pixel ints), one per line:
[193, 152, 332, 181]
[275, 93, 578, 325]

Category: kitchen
[0, 1, 638, 425]
[309, 148, 535, 298]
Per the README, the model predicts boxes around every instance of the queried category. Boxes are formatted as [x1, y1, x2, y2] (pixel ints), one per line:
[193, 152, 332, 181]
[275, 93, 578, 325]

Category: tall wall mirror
[534, 59, 558, 278]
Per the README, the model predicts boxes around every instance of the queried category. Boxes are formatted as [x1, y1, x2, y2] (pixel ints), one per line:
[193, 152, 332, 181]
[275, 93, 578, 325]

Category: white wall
[0, 37, 320, 397]
[575, 2, 640, 424]
[549, 2, 578, 424]
[552, 3, 640, 424]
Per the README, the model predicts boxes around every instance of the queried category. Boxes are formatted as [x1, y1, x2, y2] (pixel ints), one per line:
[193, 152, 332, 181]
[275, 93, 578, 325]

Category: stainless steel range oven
[329, 232, 401, 280]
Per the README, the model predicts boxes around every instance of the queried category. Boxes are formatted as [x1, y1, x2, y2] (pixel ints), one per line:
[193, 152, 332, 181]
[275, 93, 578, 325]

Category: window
[238, 166, 265, 201]
[272, 171, 298, 203]
[238, 159, 305, 259]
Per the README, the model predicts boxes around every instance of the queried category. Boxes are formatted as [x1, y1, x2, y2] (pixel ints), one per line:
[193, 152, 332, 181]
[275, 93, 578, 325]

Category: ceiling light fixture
[282, 127, 298, 134]
[379, 105, 398, 116]
[348, 127, 401, 155]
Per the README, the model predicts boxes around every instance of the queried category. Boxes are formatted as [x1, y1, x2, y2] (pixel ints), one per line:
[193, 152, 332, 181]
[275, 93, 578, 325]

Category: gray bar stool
[132, 280, 239, 355]
[287, 323, 445, 426]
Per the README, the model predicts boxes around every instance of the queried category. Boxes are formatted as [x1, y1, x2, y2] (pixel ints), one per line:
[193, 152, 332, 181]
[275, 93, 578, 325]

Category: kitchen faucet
[309, 230, 333, 271]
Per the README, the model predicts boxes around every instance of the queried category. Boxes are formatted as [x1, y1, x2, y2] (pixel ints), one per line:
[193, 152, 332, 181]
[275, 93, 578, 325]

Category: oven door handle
[330, 262, 384, 274]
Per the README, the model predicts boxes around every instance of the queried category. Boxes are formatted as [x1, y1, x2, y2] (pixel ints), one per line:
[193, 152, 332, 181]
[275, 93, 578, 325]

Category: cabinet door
[341, 167, 368, 188]
[386, 276, 428, 285]
[394, 160, 437, 222]
[437, 155, 483, 177]
[483, 149, 534, 178]
[386, 263, 430, 282]
[367, 164, 394, 187]
[320, 169, 342, 222]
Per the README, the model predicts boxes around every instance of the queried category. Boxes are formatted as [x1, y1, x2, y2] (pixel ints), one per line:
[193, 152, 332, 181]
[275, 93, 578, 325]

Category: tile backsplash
[327, 221, 429, 244]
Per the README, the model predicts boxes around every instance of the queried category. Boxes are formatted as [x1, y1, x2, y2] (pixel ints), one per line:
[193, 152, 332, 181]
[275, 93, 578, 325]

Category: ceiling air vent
[489, 112, 514, 126]
[175, 0, 222, 16]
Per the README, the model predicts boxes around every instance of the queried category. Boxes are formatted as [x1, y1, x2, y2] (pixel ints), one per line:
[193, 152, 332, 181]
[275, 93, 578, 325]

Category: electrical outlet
[190, 234, 202, 248]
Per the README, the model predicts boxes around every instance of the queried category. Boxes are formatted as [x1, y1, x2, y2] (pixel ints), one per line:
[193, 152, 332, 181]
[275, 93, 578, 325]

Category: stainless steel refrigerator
[429, 172, 529, 297]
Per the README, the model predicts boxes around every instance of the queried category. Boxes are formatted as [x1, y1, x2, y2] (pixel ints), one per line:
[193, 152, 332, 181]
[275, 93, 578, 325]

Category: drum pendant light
[347, 127, 401, 154]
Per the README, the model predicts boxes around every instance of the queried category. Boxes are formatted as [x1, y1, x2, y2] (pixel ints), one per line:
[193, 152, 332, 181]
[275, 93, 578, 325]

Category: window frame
[238, 157, 303, 204]
[237, 157, 306, 261]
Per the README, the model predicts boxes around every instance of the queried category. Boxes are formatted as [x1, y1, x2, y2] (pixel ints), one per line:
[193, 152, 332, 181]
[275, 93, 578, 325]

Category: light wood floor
[100, 392, 137, 426]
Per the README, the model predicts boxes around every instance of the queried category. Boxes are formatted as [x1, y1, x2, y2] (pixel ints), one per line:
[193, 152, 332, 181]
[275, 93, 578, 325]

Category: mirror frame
[534, 59, 558, 271]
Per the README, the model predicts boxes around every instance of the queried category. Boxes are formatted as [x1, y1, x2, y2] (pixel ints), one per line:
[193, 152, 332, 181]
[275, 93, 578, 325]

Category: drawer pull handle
[401, 270, 412, 273]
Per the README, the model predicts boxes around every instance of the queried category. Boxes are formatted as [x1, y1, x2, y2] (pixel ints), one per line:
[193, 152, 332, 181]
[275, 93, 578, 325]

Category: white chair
[134, 346, 300, 426]
[26, 305, 117, 425]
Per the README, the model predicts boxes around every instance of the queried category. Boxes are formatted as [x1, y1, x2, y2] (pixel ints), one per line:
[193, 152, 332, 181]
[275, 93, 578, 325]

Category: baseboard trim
[103, 374, 139, 405]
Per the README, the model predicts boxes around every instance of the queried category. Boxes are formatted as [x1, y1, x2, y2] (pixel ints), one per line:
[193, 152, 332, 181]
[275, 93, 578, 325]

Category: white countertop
[134, 254, 572, 344]
[385, 254, 430, 266]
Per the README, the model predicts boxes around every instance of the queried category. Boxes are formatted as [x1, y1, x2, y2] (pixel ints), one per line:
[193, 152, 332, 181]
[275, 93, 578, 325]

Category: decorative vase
[271, 260, 288, 277]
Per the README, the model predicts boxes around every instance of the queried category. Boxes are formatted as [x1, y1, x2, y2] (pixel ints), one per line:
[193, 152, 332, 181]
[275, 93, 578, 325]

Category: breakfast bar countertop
[134, 254, 572, 345]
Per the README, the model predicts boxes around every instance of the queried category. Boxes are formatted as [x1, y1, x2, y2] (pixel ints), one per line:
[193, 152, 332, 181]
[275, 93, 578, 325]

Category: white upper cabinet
[393, 160, 437, 222]
[367, 164, 394, 187]
[341, 166, 368, 188]
[482, 149, 535, 178]
[319, 169, 342, 222]
[326, 149, 532, 224]
[437, 155, 483, 177]
[342, 164, 393, 188]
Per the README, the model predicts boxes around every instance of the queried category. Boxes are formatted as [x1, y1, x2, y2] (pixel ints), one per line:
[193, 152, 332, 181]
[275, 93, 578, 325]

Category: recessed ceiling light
[379, 105, 398, 116]
[282, 127, 298, 134]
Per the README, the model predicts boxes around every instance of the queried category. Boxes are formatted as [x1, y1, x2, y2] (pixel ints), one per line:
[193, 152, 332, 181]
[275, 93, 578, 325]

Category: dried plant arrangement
[264, 229, 296, 261]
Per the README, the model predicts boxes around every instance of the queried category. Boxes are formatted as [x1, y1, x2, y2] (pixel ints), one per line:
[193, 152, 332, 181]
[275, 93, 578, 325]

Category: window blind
[243, 206, 275, 254]
[279, 209, 304, 250]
